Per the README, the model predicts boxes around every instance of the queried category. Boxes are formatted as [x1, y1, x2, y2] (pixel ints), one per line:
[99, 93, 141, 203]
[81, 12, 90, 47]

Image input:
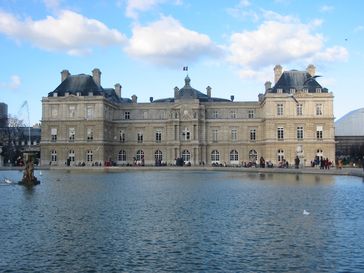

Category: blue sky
[0, 0, 363, 125]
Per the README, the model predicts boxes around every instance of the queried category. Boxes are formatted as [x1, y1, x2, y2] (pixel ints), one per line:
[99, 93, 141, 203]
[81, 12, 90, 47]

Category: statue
[19, 159, 40, 186]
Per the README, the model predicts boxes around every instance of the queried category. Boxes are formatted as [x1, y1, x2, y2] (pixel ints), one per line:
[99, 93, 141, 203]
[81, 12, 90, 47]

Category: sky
[0, 0, 363, 126]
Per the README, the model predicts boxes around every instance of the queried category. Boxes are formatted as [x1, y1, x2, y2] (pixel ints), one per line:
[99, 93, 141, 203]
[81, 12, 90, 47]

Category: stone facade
[40, 65, 335, 167]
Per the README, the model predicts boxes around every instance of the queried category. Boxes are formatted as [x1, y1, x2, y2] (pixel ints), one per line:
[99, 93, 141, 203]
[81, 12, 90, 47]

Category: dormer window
[316, 88, 321, 93]
[88, 92, 93, 96]
[290, 88, 295, 94]
[303, 88, 308, 93]
[277, 88, 283, 93]
[65, 92, 69, 96]
[76, 92, 81, 96]
[53, 93, 58, 97]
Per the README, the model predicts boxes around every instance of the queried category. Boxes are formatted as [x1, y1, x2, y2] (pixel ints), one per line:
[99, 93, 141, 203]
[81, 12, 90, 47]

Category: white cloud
[0, 75, 21, 90]
[226, 13, 348, 79]
[44, 0, 61, 11]
[0, 10, 127, 56]
[320, 5, 334, 13]
[125, 0, 182, 19]
[354, 25, 364, 32]
[125, 16, 220, 67]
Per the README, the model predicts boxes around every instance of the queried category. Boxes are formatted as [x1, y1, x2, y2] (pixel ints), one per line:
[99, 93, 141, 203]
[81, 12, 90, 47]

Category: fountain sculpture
[19, 159, 40, 186]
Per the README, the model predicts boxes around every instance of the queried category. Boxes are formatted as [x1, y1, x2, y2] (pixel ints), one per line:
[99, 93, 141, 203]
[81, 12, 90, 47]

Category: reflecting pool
[1, 170, 364, 272]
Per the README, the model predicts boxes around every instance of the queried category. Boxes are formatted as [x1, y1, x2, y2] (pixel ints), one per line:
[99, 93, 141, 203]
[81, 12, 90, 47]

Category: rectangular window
[155, 130, 162, 143]
[316, 104, 323, 116]
[212, 129, 218, 142]
[69, 105, 76, 118]
[250, 129, 256, 141]
[316, 125, 323, 140]
[248, 110, 255, 119]
[297, 126, 304, 140]
[119, 130, 125, 143]
[316, 88, 322, 93]
[86, 105, 94, 119]
[277, 127, 284, 140]
[51, 128, 57, 142]
[231, 129, 237, 141]
[69, 127, 75, 142]
[212, 110, 218, 119]
[87, 128, 93, 141]
[296, 104, 303, 116]
[51, 106, 58, 118]
[137, 132, 143, 143]
[124, 111, 130, 120]
[290, 88, 295, 94]
[277, 103, 284, 116]
[230, 110, 237, 119]
[277, 88, 283, 93]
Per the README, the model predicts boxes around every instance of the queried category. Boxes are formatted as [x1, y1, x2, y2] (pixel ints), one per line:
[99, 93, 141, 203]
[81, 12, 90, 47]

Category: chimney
[258, 93, 264, 102]
[114, 83, 122, 97]
[92, 68, 101, 87]
[150, 97, 153, 102]
[230, 95, 234, 102]
[264, 81, 272, 91]
[206, 86, 211, 98]
[306, 64, 316, 77]
[61, 69, 70, 82]
[174, 87, 179, 98]
[131, 94, 137, 103]
[274, 65, 283, 84]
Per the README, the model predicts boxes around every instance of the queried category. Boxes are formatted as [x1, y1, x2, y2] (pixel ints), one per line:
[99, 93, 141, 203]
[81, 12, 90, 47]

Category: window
[211, 150, 220, 162]
[69, 128, 75, 142]
[137, 132, 143, 143]
[316, 104, 323, 116]
[316, 125, 323, 140]
[182, 150, 190, 162]
[118, 150, 126, 161]
[86, 150, 93, 162]
[155, 130, 162, 143]
[296, 104, 303, 116]
[143, 111, 148, 119]
[277, 103, 284, 116]
[230, 150, 239, 162]
[290, 88, 295, 94]
[182, 128, 190, 141]
[155, 150, 163, 162]
[69, 105, 76, 118]
[136, 150, 144, 161]
[303, 88, 308, 93]
[277, 149, 284, 162]
[231, 129, 237, 141]
[248, 110, 255, 119]
[51, 128, 57, 142]
[297, 126, 304, 140]
[250, 129, 256, 141]
[119, 130, 125, 143]
[277, 88, 283, 93]
[51, 150, 57, 162]
[212, 110, 218, 119]
[316, 88, 322, 93]
[51, 106, 58, 118]
[124, 111, 130, 120]
[87, 128, 93, 141]
[230, 110, 237, 119]
[249, 150, 257, 162]
[277, 127, 284, 140]
[212, 129, 218, 142]
[86, 105, 94, 119]
[68, 150, 75, 162]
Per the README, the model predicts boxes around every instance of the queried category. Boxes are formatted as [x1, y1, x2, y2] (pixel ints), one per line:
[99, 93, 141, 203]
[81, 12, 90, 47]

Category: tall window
[118, 150, 126, 161]
[136, 150, 144, 161]
[69, 127, 75, 142]
[250, 129, 256, 141]
[155, 150, 163, 162]
[68, 150, 75, 162]
[277, 127, 284, 140]
[87, 128, 93, 141]
[212, 129, 218, 142]
[137, 132, 143, 143]
[124, 111, 130, 120]
[86, 105, 94, 119]
[69, 105, 76, 118]
[296, 104, 303, 116]
[249, 150, 257, 162]
[119, 130, 125, 143]
[277, 149, 284, 162]
[316, 126, 323, 140]
[297, 126, 304, 140]
[51, 128, 57, 142]
[211, 150, 220, 162]
[155, 130, 162, 143]
[231, 129, 237, 141]
[316, 104, 323, 116]
[51, 150, 57, 162]
[86, 150, 93, 162]
[230, 110, 237, 119]
[248, 110, 255, 119]
[277, 103, 284, 116]
[212, 110, 218, 119]
[182, 128, 190, 141]
[230, 150, 239, 162]
[182, 150, 190, 162]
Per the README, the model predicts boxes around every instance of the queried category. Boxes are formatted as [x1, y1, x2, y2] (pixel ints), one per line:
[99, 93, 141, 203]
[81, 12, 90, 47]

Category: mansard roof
[270, 70, 327, 93]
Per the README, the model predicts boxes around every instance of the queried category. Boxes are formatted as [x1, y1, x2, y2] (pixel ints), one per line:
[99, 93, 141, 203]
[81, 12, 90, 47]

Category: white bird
[303, 209, 310, 215]
[39, 171, 42, 176]
[4, 178, 12, 184]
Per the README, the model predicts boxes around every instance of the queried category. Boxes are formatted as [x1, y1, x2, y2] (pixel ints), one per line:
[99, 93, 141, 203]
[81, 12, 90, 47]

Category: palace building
[40, 65, 335, 167]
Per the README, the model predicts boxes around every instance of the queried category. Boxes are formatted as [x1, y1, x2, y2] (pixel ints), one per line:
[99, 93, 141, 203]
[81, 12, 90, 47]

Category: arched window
[86, 150, 93, 162]
[182, 150, 190, 162]
[136, 150, 144, 161]
[249, 150, 257, 162]
[68, 150, 75, 162]
[230, 150, 239, 162]
[211, 150, 220, 162]
[51, 150, 57, 162]
[118, 150, 126, 161]
[277, 149, 284, 162]
[155, 150, 163, 162]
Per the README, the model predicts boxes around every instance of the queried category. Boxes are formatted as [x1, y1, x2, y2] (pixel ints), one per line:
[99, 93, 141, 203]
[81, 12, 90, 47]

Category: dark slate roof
[153, 76, 231, 103]
[270, 70, 327, 93]
[48, 74, 132, 103]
